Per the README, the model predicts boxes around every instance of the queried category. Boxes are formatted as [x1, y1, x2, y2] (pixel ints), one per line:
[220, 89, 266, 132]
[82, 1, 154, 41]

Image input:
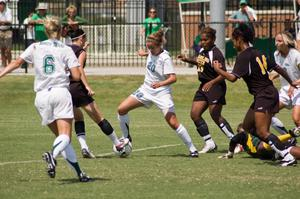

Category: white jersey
[274, 48, 300, 88]
[143, 50, 175, 94]
[20, 39, 80, 92]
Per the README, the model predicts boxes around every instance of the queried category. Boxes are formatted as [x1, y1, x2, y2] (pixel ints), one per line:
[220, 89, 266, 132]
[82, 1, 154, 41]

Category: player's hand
[177, 54, 186, 61]
[151, 82, 161, 89]
[137, 49, 148, 57]
[83, 42, 90, 50]
[218, 151, 233, 159]
[202, 81, 213, 92]
[288, 85, 295, 98]
[86, 86, 95, 96]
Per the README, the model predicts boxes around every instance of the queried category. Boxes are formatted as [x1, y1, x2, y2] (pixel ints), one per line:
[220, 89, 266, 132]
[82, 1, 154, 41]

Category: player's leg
[209, 104, 234, 139]
[271, 101, 288, 135]
[164, 111, 198, 157]
[292, 105, 300, 129]
[191, 100, 217, 153]
[73, 107, 94, 158]
[82, 101, 126, 149]
[117, 95, 144, 141]
[255, 111, 296, 166]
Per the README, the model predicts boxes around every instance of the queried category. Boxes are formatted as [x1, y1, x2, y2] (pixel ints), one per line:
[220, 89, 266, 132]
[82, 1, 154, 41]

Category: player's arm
[219, 133, 245, 159]
[151, 73, 176, 89]
[273, 65, 298, 87]
[0, 58, 25, 78]
[213, 60, 238, 82]
[69, 66, 81, 81]
[77, 51, 95, 96]
[177, 54, 197, 66]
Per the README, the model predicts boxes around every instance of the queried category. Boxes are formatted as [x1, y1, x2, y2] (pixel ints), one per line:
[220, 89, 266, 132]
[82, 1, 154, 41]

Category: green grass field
[0, 75, 300, 199]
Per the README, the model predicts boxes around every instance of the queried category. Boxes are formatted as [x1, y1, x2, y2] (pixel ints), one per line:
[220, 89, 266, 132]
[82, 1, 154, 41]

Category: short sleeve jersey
[143, 17, 162, 37]
[274, 48, 300, 88]
[232, 47, 276, 96]
[20, 39, 80, 92]
[31, 13, 49, 41]
[196, 46, 226, 83]
[144, 50, 175, 93]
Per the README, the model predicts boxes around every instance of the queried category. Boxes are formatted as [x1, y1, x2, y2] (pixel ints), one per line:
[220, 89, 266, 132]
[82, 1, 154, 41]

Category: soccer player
[213, 24, 298, 166]
[177, 26, 235, 153]
[270, 31, 300, 136]
[0, 17, 90, 181]
[117, 29, 199, 157]
[219, 123, 300, 161]
[68, 29, 128, 158]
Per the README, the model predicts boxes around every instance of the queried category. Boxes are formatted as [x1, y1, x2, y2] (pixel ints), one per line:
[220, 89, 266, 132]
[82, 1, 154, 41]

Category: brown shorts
[69, 81, 94, 108]
[0, 30, 12, 49]
[250, 85, 279, 114]
[193, 82, 226, 105]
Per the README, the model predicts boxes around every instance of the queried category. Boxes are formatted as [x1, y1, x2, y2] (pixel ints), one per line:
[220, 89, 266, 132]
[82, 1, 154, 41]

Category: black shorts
[250, 85, 279, 114]
[193, 82, 226, 105]
[69, 81, 94, 108]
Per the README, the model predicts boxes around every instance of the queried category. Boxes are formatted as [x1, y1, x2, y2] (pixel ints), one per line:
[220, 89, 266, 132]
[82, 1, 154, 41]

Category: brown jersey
[197, 45, 226, 84]
[232, 47, 277, 96]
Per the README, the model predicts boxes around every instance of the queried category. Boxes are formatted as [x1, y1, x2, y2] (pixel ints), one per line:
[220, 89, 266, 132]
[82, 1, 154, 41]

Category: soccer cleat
[234, 144, 244, 154]
[289, 127, 300, 138]
[81, 148, 96, 159]
[42, 152, 56, 178]
[189, 150, 199, 158]
[199, 141, 217, 153]
[280, 153, 297, 167]
[115, 138, 130, 152]
[79, 172, 91, 182]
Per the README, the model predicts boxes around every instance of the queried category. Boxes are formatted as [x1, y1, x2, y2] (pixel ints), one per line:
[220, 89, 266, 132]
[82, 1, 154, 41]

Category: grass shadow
[58, 177, 111, 185]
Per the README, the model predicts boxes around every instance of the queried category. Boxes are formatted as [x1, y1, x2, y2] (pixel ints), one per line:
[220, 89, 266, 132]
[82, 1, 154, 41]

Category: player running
[0, 17, 90, 181]
[177, 26, 235, 153]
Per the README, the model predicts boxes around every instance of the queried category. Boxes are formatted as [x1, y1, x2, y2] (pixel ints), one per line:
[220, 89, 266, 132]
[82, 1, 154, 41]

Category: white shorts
[34, 87, 74, 125]
[279, 86, 300, 109]
[131, 85, 175, 116]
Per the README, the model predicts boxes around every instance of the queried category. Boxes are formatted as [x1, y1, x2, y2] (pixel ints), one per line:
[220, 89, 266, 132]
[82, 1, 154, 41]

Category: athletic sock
[194, 119, 213, 142]
[219, 121, 234, 139]
[52, 134, 70, 159]
[175, 124, 197, 152]
[98, 119, 121, 145]
[266, 133, 289, 157]
[75, 121, 89, 150]
[271, 117, 288, 135]
[61, 144, 82, 176]
[118, 114, 130, 138]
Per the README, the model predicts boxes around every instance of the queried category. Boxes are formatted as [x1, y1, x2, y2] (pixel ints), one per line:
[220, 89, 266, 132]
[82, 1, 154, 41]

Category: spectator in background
[141, 7, 162, 38]
[0, 0, 12, 67]
[192, 23, 205, 56]
[284, 19, 296, 39]
[228, 0, 257, 36]
[295, 0, 300, 49]
[29, 2, 50, 42]
[61, 5, 87, 45]
[22, 12, 35, 69]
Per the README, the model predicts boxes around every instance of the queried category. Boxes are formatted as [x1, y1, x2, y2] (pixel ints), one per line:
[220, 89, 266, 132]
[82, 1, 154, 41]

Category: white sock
[203, 134, 212, 142]
[107, 131, 121, 146]
[77, 135, 89, 150]
[118, 114, 130, 138]
[219, 123, 234, 139]
[61, 144, 82, 176]
[175, 124, 197, 152]
[52, 134, 70, 159]
[271, 117, 287, 135]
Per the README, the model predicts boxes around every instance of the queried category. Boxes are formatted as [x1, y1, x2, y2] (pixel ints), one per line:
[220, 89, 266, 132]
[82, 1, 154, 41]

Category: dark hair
[68, 28, 85, 40]
[201, 26, 216, 41]
[232, 24, 254, 44]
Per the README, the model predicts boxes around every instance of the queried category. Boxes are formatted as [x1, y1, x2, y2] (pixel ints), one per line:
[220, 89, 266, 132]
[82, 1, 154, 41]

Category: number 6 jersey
[20, 39, 80, 92]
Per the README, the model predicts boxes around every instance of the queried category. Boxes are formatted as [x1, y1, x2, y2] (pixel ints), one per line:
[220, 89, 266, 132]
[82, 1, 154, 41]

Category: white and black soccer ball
[113, 138, 132, 157]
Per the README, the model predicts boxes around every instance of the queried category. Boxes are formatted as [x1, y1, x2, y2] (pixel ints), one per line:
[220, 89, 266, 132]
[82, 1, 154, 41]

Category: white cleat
[280, 153, 297, 167]
[234, 144, 244, 154]
[199, 141, 217, 153]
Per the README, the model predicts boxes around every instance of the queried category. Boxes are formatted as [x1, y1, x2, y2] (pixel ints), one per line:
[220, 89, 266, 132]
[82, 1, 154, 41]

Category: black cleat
[42, 152, 56, 178]
[79, 172, 91, 182]
[189, 151, 199, 158]
[81, 148, 96, 159]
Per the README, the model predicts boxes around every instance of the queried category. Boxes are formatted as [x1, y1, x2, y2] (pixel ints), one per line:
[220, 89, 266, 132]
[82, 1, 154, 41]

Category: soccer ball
[113, 138, 132, 157]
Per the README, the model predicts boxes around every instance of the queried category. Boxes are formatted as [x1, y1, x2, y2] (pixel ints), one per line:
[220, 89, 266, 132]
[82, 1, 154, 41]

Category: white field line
[0, 143, 182, 166]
